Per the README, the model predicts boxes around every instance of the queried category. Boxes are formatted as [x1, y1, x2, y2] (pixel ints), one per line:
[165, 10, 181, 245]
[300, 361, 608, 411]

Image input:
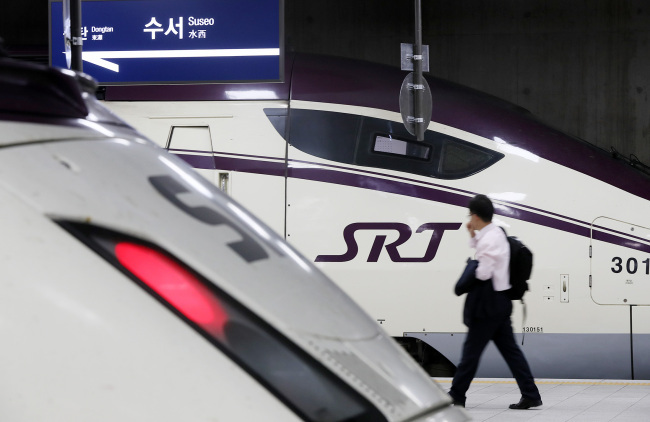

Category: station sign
[49, 0, 283, 84]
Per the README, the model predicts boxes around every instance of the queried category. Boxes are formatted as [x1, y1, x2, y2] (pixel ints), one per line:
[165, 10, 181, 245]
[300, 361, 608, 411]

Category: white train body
[103, 54, 650, 380]
[0, 57, 466, 421]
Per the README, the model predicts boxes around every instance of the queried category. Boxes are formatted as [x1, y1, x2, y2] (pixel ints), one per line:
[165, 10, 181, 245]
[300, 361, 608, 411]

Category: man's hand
[466, 221, 476, 238]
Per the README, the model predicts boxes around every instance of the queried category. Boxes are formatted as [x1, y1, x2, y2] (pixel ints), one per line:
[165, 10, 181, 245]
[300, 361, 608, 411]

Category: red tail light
[114, 241, 228, 338]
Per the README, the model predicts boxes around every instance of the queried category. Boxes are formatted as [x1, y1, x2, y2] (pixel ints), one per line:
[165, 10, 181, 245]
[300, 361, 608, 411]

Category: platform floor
[433, 378, 650, 421]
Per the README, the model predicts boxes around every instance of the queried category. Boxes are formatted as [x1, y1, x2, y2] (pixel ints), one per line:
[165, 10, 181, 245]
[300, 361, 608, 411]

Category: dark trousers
[449, 316, 540, 404]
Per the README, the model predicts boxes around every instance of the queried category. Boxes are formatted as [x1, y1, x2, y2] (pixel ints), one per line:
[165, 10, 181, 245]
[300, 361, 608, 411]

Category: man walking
[449, 194, 542, 409]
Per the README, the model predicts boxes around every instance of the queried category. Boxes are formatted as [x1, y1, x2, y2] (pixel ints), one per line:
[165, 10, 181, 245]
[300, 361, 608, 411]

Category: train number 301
[611, 257, 650, 274]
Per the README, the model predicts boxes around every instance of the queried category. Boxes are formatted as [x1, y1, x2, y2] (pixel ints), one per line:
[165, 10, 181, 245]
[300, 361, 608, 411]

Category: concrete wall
[286, 0, 650, 166]
[1, 0, 48, 52]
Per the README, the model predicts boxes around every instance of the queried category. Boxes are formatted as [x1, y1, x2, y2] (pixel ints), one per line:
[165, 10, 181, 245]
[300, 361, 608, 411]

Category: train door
[590, 217, 650, 378]
[590, 217, 650, 306]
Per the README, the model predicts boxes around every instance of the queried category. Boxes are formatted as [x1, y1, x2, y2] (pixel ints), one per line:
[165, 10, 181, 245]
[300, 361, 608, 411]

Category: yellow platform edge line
[432, 378, 650, 387]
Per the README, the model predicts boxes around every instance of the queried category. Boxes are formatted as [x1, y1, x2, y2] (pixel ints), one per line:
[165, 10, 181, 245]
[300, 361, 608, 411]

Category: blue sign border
[49, 0, 284, 85]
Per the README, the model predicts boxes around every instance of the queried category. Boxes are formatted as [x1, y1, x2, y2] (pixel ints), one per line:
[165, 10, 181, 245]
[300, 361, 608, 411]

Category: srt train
[102, 53, 650, 381]
[0, 56, 468, 421]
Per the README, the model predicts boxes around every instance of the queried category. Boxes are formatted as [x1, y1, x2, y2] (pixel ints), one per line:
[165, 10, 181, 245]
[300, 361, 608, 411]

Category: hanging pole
[399, 0, 431, 140]
[70, 0, 83, 71]
[414, 0, 423, 141]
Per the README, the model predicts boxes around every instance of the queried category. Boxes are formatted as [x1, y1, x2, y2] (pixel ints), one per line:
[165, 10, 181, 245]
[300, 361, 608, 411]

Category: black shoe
[448, 391, 465, 407]
[509, 397, 542, 409]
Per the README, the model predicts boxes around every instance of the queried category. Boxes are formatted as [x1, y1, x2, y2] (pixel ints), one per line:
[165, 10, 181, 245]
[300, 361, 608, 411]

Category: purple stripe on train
[172, 151, 650, 254]
[176, 153, 286, 177]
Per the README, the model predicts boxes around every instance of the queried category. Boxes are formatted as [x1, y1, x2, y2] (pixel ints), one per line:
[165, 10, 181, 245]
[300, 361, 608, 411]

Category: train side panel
[102, 79, 650, 379]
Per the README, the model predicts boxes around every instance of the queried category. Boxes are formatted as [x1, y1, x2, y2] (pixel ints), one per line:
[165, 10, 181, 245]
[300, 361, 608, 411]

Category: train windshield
[280, 108, 503, 179]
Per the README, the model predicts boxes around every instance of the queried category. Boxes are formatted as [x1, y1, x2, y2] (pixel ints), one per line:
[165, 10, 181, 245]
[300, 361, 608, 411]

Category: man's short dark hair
[469, 194, 493, 222]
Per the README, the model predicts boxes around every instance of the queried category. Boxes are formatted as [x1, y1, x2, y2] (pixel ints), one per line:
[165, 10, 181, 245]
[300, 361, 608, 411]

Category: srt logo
[315, 222, 462, 263]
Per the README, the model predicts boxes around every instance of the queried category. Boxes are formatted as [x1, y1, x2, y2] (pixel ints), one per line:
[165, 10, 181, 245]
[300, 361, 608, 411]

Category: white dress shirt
[469, 223, 511, 292]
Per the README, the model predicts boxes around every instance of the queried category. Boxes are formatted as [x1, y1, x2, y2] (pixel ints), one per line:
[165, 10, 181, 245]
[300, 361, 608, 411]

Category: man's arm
[475, 242, 500, 281]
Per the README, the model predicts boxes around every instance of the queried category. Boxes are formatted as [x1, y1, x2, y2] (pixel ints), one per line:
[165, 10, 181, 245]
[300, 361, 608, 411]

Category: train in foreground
[102, 53, 650, 381]
[0, 56, 467, 421]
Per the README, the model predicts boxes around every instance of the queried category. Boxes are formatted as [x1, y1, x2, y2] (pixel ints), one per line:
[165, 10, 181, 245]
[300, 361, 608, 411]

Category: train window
[285, 109, 503, 179]
[288, 108, 362, 163]
[264, 108, 289, 140]
[356, 116, 439, 177]
[438, 138, 499, 178]
[373, 135, 431, 160]
[166, 125, 213, 152]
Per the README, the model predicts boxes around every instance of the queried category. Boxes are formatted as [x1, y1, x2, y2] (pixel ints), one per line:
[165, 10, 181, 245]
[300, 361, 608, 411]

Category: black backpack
[501, 228, 533, 301]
